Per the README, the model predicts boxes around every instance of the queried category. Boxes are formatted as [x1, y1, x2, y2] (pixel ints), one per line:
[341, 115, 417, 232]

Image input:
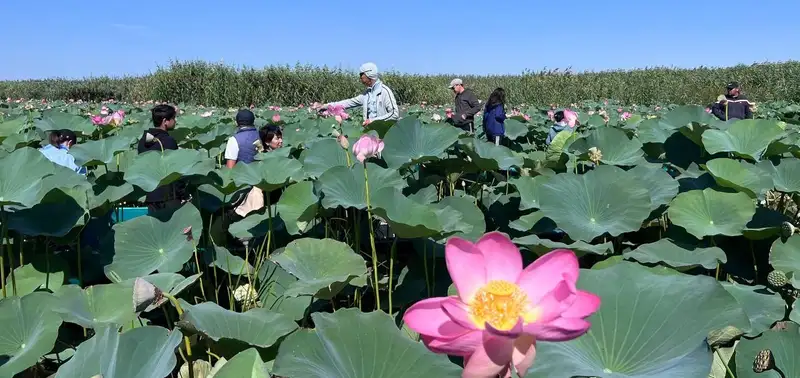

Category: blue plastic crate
[111, 207, 148, 223]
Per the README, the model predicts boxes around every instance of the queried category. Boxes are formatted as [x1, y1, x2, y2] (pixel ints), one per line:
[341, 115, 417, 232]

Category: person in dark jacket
[482, 88, 507, 145]
[449, 78, 482, 133]
[711, 82, 753, 121]
[224, 109, 263, 168]
[137, 104, 188, 214]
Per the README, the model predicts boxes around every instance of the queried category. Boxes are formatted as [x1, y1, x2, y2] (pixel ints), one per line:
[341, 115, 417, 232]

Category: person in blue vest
[224, 109, 263, 168]
[40, 129, 87, 175]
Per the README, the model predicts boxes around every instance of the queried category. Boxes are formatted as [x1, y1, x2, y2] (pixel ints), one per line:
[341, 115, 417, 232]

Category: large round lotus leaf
[0, 292, 63, 377]
[667, 188, 755, 238]
[380, 116, 462, 168]
[5, 256, 66, 296]
[276, 180, 319, 235]
[735, 322, 800, 378]
[118, 272, 200, 312]
[0, 147, 56, 208]
[743, 207, 790, 240]
[88, 174, 137, 210]
[206, 244, 254, 276]
[271, 238, 367, 299]
[434, 195, 486, 242]
[231, 154, 303, 192]
[628, 164, 679, 210]
[272, 308, 463, 377]
[762, 157, 800, 193]
[257, 260, 314, 321]
[70, 134, 137, 167]
[52, 283, 136, 328]
[34, 110, 95, 135]
[177, 300, 298, 348]
[213, 348, 269, 378]
[660, 105, 719, 129]
[7, 188, 87, 237]
[703, 158, 773, 199]
[510, 175, 550, 210]
[503, 118, 529, 140]
[0, 116, 29, 140]
[193, 124, 236, 148]
[636, 118, 676, 144]
[317, 163, 405, 210]
[623, 239, 726, 270]
[545, 129, 579, 162]
[513, 234, 613, 256]
[371, 187, 452, 238]
[569, 127, 645, 166]
[228, 205, 286, 240]
[124, 149, 215, 192]
[2, 129, 44, 152]
[702, 119, 786, 161]
[769, 235, 800, 287]
[463, 138, 524, 170]
[298, 138, 351, 178]
[720, 282, 785, 337]
[537, 165, 652, 242]
[529, 262, 750, 378]
[104, 203, 203, 280]
[55, 324, 183, 378]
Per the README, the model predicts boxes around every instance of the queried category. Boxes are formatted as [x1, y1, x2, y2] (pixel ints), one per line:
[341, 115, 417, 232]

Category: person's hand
[461, 114, 466, 120]
[362, 119, 372, 126]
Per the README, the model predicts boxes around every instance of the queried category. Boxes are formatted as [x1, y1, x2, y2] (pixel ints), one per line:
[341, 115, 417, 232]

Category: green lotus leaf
[88, 173, 137, 210]
[7, 188, 87, 236]
[206, 244, 254, 276]
[770, 235, 800, 287]
[0, 147, 57, 208]
[704, 158, 773, 199]
[317, 163, 405, 210]
[257, 259, 314, 321]
[537, 165, 652, 241]
[271, 238, 367, 299]
[299, 138, 351, 178]
[371, 187, 458, 238]
[636, 118, 675, 144]
[124, 149, 215, 192]
[434, 195, 486, 242]
[545, 129, 579, 162]
[503, 118, 529, 140]
[735, 321, 800, 378]
[702, 119, 786, 161]
[4, 255, 66, 296]
[34, 110, 94, 135]
[380, 116, 462, 168]
[70, 134, 137, 167]
[276, 180, 319, 235]
[761, 157, 800, 193]
[231, 154, 303, 192]
[513, 234, 613, 256]
[570, 127, 645, 166]
[510, 175, 550, 211]
[667, 188, 756, 238]
[212, 348, 270, 378]
[272, 308, 463, 377]
[178, 300, 298, 348]
[660, 105, 719, 129]
[628, 164, 679, 210]
[529, 262, 750, 377]
[463, 137, 525, 170]
[55, 324, 183, 378]
[228, 205, 285, 241]
[193, 124, 236, 148]
[52, 283, 137, 328]
[0, 116, 30, 140]
[2, 129, 43, 151]
[623, 238, 726, 269]
[0, 292, 63, 377]
[720, 282, 785, 336]
[104, 203, 203, 280]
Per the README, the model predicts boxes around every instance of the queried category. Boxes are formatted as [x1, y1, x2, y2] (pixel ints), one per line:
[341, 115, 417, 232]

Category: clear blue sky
[2, 0, 798, 80]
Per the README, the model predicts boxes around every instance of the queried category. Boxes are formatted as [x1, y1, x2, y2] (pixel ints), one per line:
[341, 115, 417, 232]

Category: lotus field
[4, 98, 800, 378]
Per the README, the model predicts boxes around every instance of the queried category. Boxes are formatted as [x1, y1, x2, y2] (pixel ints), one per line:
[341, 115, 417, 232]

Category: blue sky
[2, 0, 798, 80]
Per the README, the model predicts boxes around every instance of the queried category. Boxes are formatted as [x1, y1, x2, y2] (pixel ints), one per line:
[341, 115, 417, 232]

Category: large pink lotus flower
[272, 113, 281, 123]
[621, 112, 631, 121]
[322, 104, 350, 120]
[403, 232, 600, 378]
[91, 109, 125, 126]
[352, 134, 384, 163]
[546, 110, 555, 121]
[705, 107, 712, 113]
[563, 109, 579, 128]
[522, 114, 530, 121]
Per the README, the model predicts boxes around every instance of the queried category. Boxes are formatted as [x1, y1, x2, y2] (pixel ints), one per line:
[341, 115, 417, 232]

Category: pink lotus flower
[546, 110, 555, 121]
[445, 108, 453, 119]
[322, 104, 350, 120]
[705, 107, 712, 113]
[621, 112, 631, 121]
[352, 134, 384, 163]
[298, 104, 304, 108]
[269, 105, 282, 111]
[91, 109, 125, 126]
[563, 109, 579, 128]
[272, 113, 281, 123]
[655, 106, 662, 111]
[334, 114, 343, 124]
[523, 114, 530, 121]
[100, 106, 110, 115]
[403, 232, 600, 378]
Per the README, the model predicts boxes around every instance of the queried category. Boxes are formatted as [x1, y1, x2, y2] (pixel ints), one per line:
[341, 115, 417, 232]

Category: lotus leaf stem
[0, 206, 7, 298]
[363, 164, 381, 311]
[162, 292, 193, 360]
[388, 238, 397, 316]
[189, 238, 207, 302]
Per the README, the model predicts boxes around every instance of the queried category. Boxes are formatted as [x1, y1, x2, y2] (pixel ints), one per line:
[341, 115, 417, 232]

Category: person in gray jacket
[323, 62, 399, 126]
[449, 78, 482, 133]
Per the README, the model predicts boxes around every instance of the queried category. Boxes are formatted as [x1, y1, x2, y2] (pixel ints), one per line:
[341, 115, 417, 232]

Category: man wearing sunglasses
[322, 62, 399, 126]
[449, 78, 481, 133]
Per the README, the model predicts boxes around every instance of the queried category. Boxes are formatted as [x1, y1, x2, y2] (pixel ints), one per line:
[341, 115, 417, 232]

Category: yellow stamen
[469, 280, 535, 331]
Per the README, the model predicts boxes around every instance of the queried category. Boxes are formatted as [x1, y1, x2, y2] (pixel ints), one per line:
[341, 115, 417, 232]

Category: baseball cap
[359, 63, 379, 79]
[726, 81, 740, 90]
[235, 109, 255, 126]
[449, 78, 463, 89]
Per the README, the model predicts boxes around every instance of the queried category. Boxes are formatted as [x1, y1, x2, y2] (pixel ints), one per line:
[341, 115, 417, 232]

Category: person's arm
[495, 106, 507, 122]
[65, 154, 87, 175]
[224, 137, 239, 168]
[710, 101, 726, 121]
[371, 87, 399, 121]
[743, 98, 754, 119]
[327, 94, 364, 110]
[464, 91, 482, 117]
[161, 136, 179, 150]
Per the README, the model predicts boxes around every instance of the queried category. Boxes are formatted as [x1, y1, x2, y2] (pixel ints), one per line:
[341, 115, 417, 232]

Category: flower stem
[363, 164, 381, 311]
[388, 238, 396, 317]
[163, 292, 193, 359]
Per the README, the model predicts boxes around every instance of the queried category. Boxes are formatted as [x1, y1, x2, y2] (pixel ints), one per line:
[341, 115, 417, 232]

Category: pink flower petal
[463, 335, 514, 378]
[440, 298, 478, 330]
[530, 279, 575, 324]
[516, 249, 578, 302]
[475, 232, 522, 283]
[445, 237, 487, 302]
[484, 317, 523, 339]
[562, 290, 601, 318]
[403, 297, 470, 339]
[512, 334, 537, 377]
[524, 317, 592, 341]
[424, 330, 482, 357]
